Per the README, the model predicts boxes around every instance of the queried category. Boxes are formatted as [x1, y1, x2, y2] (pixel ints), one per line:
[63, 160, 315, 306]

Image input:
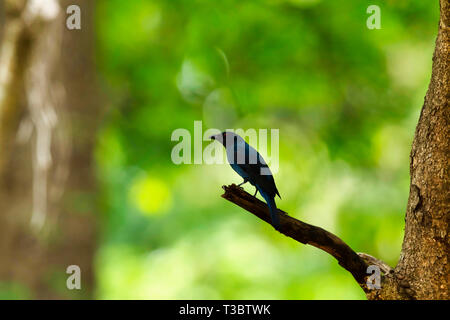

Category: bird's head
[209, 131, 242, 147]
[209, 131, 226, 143]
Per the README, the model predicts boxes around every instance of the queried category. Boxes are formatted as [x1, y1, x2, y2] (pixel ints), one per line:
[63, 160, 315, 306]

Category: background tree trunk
[367, 0, 449, 300]
[0, 0, 98, 299]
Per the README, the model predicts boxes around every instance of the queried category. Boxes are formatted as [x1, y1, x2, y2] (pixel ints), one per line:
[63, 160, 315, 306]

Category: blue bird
[210, 132, 281, 229]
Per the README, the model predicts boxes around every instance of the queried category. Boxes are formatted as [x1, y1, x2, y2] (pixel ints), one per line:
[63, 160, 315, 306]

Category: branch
[357, 253, 393, 275]
[222, 184, 383, 290]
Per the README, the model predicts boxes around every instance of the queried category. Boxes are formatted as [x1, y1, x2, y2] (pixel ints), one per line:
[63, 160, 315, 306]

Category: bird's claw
[237, 179, 248, 187]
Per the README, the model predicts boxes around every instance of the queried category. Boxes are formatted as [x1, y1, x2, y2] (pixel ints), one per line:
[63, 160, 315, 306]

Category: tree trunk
[0, 0, 99, 299]
[367, 0, 449, 300]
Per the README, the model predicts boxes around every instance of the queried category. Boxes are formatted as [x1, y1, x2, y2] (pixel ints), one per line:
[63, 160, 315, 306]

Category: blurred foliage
[0, 282, 31, 300]
[93, 0, 438, 299]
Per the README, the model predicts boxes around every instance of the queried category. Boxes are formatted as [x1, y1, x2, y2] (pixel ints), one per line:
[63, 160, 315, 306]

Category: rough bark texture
[0, 0, 99, 299]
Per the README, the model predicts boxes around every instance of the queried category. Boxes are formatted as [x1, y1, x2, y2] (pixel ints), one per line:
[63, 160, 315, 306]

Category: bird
[210, 131, 281, 229]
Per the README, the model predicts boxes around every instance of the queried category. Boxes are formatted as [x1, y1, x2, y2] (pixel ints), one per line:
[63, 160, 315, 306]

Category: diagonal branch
[221, 184, 391, 291]
[357, 252, 394, 275]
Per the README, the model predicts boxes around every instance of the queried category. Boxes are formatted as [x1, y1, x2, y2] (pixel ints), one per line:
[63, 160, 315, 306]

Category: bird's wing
[233, 142, 280, 198]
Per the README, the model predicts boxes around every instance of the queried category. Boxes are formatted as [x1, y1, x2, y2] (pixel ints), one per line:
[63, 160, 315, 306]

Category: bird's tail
[261, 191, 280, 229]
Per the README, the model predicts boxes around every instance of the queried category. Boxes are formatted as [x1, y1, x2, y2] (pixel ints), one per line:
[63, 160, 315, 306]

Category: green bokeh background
[93, 0, 438, 299]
